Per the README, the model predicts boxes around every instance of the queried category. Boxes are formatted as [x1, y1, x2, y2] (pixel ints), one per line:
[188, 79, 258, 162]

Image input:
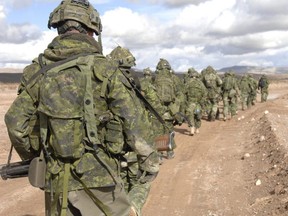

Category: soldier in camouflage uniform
[184, 68, 207, 135]
[201, 66, 222, 121]
[107, 46, 159, 216]
[221, 71, 240, 121]
[4, 1, 159, 216]
[258, 74, 270, 102]
[154, 58, 180, 159]
[139, 67, 153, 90]
[247, 74, 258, 107]
[239, 74, 252, 110]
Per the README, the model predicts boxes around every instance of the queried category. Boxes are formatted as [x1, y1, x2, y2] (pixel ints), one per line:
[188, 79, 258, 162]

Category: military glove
[137, 170, 158, 184]
[174, 113, 184, 126]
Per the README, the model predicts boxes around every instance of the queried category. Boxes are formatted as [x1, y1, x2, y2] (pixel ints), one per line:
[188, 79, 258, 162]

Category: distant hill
[218, 66, 288, 74]
[0, 73, 22, 83]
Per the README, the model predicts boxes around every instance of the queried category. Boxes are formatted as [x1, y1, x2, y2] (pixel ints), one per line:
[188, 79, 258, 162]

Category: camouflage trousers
[186, 102, 202, 128]
[261, 89, 268, 102]
[206, 98, 219, 121]
[241, 93, 249, 110]
[223, 95, 238, 118]
[45, 185, 132, 216]
[121, 158, 151, 216]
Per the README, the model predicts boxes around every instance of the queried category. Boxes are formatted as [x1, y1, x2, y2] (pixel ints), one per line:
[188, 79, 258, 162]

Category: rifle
[174, 112, 192, 127]
[0, 160, 30, 180]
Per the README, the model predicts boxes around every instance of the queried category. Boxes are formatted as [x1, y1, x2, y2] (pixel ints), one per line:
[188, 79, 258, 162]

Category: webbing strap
[71, 169, 112, 216]
[24, 53, 95, 90]
[60, 163, 70, 216]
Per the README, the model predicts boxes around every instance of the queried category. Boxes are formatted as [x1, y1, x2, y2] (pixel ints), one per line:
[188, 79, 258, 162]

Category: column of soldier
[2, 1, 270, 215]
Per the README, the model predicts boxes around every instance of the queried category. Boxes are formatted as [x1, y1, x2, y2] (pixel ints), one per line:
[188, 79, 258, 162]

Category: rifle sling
[120, 69, 167, 127]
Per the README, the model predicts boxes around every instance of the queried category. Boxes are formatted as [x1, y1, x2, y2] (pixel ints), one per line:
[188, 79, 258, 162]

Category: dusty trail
[1, 81, 288, 216]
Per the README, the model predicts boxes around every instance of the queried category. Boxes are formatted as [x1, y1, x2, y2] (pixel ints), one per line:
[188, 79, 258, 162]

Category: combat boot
[195, 128, 200, 134]
[190, 126, 195, 136]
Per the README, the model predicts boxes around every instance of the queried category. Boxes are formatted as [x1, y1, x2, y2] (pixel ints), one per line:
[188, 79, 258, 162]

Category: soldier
[221, 71, 240, 121]
[4, 1, 159, 215]
[201, 66, 222, 121]
[247, 74, 258, 107]
[139, 67, 153, 90]
[107, 45, 158, 216]
[154, 58, 180, 159]
[258, 74, 270, 102]
[184, 68, 207, 135]
[239, 74, 252, 110]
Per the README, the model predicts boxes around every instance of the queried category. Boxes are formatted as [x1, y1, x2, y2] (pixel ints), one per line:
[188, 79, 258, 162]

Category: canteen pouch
[28, 152, 46, 188]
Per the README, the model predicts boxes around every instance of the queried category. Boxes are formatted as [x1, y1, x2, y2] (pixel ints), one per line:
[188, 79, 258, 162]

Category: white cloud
[1, 0, 288, 72]
[0, 30, 56, 68]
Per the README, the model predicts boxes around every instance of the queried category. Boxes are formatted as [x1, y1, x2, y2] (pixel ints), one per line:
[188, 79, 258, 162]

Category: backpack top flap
[155, 74, 176, 103]
[38, 56, 95, 119]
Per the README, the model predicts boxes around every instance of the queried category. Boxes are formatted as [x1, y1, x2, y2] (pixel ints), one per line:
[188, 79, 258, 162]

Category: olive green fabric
[258, 75, 269, 102]
[45, 185, 131, 216]
[48, 0, 102, 35]
[184, 76, 207, 129]
[247, 75, 258, 107]
[221, 72, 240, 118]
[200, 66, 222, 121]
[5, 32, 159, 215]
[239, 75, 251, 110]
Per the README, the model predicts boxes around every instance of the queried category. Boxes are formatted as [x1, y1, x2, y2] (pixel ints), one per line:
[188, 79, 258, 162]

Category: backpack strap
[24, 53, 96, 90]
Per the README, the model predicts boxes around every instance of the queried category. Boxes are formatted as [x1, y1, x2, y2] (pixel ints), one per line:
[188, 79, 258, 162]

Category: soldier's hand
[174, 113, 184, 126]
[137, 170, 158, 183]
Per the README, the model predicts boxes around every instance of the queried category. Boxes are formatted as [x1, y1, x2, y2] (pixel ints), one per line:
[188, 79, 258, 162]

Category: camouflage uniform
[107, 46, 160, 216]
[139, 67, 153, 91]
[221, 71, 240, 120]
[239, 74, 252, 110]
[247, 74, 258, 107]
[201, 66, 222, 121]
[4, 1, 158, 216]
[258, 75, 270, 102]
[171, 70, 186, 114]
[184, 69, 207, 135]
[154, 58, 178, 159]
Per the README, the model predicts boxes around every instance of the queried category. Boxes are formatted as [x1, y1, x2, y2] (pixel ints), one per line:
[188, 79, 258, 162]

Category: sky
[1, 0, 288, 72]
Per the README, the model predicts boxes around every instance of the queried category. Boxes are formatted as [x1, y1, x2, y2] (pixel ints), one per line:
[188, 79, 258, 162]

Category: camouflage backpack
[37, 54, 102, 159]
[154, 72, 176, 103]
[222, 74, 234, 91]
[186, 79, 204, 99]
[203, 72, 217, 88]
[259, 77, 267, 88]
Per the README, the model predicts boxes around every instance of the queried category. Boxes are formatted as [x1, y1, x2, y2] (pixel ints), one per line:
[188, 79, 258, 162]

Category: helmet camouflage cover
[143, 67, 152, 75]
[107, 46, 136, 68]
[188, 68, 199, 77]
[48, 0, 102, 35]
[156, 58, 171, 70]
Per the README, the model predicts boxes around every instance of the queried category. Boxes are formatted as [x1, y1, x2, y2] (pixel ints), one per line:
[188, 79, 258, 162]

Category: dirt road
[1, 80, 288, 216]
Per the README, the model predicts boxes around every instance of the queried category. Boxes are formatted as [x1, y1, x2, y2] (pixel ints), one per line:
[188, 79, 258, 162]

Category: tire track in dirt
[143, 109, 255, 216]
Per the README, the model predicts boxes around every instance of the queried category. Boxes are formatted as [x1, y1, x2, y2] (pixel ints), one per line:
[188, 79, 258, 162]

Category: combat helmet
[143, 67, 152, 76]
[107, 46, 136, 68]
[48, 0, 102, 35]
[188, 67, 199, 77]
[156, 58, 171, 71]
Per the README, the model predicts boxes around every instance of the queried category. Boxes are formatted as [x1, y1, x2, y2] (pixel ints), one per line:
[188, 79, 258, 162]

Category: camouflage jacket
[4, 33, 159, 191]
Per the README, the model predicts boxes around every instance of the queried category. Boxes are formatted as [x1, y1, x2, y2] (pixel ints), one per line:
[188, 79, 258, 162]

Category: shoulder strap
[24, 53, 96, 89]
